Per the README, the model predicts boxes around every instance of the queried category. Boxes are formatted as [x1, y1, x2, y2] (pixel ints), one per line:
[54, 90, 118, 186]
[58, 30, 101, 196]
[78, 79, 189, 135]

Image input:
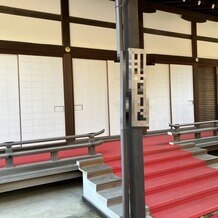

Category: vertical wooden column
[61, 0, 75, 136]
[192, 21, 199, 122]
[122, 0, 145, 217]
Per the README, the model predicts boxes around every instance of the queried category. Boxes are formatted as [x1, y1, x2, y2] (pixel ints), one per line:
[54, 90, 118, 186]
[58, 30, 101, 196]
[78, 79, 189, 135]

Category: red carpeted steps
[104, 142, 218, 218]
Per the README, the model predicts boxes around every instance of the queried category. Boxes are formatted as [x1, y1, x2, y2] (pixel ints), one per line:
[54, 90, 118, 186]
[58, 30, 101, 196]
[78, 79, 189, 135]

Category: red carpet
[104, 135, 218, 218]
[0, 133, 217, 217]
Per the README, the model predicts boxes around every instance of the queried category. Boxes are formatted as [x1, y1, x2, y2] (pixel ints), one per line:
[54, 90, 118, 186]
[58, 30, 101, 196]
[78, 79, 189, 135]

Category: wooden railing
[0, 129, 104, 168]
[168, 120, 218, 150]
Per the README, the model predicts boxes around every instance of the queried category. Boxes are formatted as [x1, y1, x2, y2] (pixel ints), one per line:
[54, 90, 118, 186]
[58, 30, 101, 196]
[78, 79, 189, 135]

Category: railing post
[88, 134, 96, 155]
[5, 142, 14, 168]
[174, 125, 181, 142]
[51, 151, 58, 161]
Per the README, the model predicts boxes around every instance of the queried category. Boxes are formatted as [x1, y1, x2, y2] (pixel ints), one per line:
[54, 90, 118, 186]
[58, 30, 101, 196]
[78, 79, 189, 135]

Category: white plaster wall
[170, 65, 194, 124]
[146, 64, 170, 130]
[0, 0, 60, 14]
[69, 0, 115, 22]
[197, 21, 218, 38]
[0, 14, 62, 45]
[19, 55, 65, 140]
[143, 11, 191, 34]
[73, 59, 109, 136]
[144, 34, 192, 57]
[197, 41, 218, 59]
[70, 24, 116, 50]
[0, 54, 20, 142]
[107, 61, 120, 136]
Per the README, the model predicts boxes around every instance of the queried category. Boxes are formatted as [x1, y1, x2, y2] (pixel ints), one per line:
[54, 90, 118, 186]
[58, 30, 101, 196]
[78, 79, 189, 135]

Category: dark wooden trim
[193, 65, 199, 122]
[69, 16, 116, 29]
[191, 22, 197, 58]
[168, 64, 173, 124]
[143, 28, 191, 39]
[147, 54, 218, 66]
[144, 2, 218, 22]
[0, 6, 61, 21]
[138, 0, 144, 48]
[61, 0, 75, 136]
[62, 53, 75, 136]
[0, 40, 64, 56]
[71, 47, 117, 61]
[215, 67, 218, 119]
[197, 36, 218, 43]
[61, 0, 70, 47]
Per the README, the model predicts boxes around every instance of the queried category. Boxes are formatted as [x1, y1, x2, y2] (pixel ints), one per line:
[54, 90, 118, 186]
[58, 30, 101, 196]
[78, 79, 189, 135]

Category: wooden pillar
[61, 0, 75, 136]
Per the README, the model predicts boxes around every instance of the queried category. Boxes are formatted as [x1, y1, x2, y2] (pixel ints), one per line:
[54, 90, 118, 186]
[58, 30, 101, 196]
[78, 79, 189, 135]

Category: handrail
[169, 120, 218, 128]
[0, 129, 105, 148]
[0, 129, 105, 168]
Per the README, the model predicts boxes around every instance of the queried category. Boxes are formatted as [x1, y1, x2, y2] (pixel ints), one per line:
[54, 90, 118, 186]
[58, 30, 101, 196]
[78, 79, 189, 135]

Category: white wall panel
[70, 24, 116, 50]
[73, 59, 109, 136]
[171, 65, 194, 124]
[19, 55, 65, 140]
[144, 34, 192, 57]
[197, 41, 218, 59]
[107, 61, 120, 136]
[197, 21, 218, 38]
[146, 64, 170, 130]
[0, 0, 60, 14]
[69, 0, 115, 22]
[0, 55, 20, 142]
[143, 11, 191, 34]
[0, 14, 61, 45]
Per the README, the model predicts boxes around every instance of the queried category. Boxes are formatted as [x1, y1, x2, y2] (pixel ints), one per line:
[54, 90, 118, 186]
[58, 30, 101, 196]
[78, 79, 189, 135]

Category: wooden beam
[69, 17, 116, 29]
[147, 54, 218, 66]
[61, 0, 75, 136]
[71, 47, 117, 61]
[0, 6, 61, 21]
[143, 27, 191, 39]
[191, 22, 197, 58]
[0, 40, 64, 56]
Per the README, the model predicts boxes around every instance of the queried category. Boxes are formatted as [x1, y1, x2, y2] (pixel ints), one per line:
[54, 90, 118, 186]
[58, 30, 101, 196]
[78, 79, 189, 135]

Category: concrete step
[89, 173, 122, 191]
[77, 156, 104, 168]
[98, 186, 122, 206]
[82, 164, 112, 178]
[197, 141, 218, 152]
[185, 147, 207, 156]
[208, 163, 218, 170]
[178, 143, 196, 149]
[195, 154, 218, 165]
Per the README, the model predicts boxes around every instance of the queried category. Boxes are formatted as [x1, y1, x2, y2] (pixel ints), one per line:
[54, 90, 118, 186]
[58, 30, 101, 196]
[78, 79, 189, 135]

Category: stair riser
[145, 162, 205, 179]
[87, 169, 112, 178]
[150, 186, 218, 214]
[107, 196, 122, 206]
[79, 159, 104, 168]
[145, 153, 193, 165]
[146, 171, 218, 195]
[205, 158, 218, 165]
[96, 180, 122, 191]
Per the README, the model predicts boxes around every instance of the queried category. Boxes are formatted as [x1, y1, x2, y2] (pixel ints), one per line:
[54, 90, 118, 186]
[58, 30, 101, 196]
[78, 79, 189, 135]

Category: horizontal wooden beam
[143, 28, 191, 39]
[70, 17, 116, 29]
[71, 46, 117, 61]
[147, 54, 218, 66]
[0, 40, 64, 56]
[0, 6, 61, 21]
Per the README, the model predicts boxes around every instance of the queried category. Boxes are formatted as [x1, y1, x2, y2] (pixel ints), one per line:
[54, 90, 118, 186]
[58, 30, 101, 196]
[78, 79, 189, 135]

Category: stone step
[185, 147, 207, 156]
[77, 156, 103, 168]
[195, 154, 218, 165]
[82, 164, 112, 178]
[89, 173, 122, 191]
[98, 186, 122, 206]
[208, 163, 218, 170]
